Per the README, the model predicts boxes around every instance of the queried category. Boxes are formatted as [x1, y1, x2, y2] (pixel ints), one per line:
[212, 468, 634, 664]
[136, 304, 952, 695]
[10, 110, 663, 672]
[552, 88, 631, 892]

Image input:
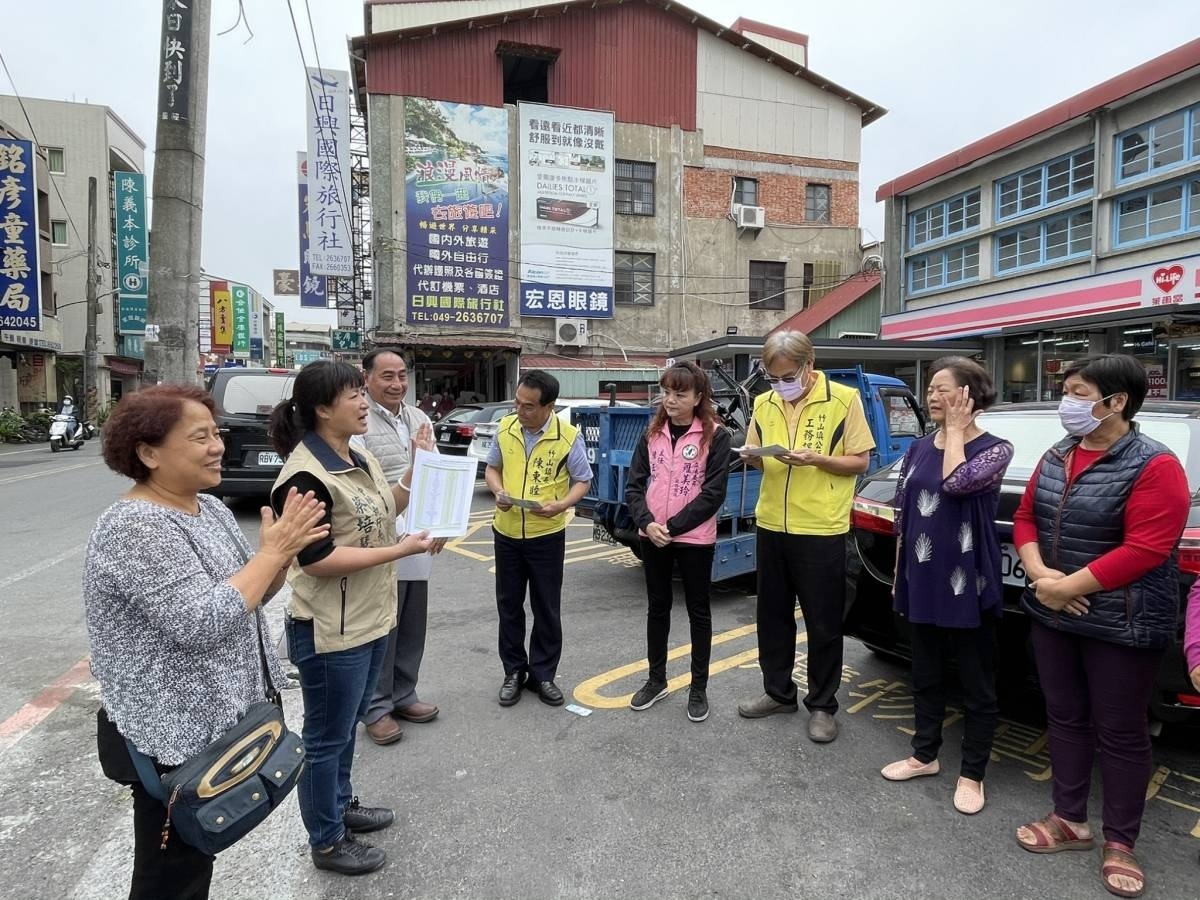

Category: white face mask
[1058, 393, 1116, 437]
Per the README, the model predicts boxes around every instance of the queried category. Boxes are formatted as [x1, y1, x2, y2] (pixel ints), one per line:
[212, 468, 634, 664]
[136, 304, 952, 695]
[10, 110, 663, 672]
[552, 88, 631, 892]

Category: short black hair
[362, 347, 406, 372]
[1062, 354, 1147, 421]
[518, 369, 560, 406]
[928, 356, 997, 411]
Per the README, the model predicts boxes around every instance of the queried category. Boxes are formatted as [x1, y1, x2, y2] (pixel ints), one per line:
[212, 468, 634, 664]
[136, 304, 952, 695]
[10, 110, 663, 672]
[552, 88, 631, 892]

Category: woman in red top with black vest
[625, 362, 731, 723]
[1013, 354, 1189, 900]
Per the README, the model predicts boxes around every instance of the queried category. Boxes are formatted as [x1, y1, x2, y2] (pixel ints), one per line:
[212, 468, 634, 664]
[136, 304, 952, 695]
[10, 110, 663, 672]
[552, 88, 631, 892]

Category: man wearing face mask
[736, 331, 875, 743]
[1012, 354, 1188, 899]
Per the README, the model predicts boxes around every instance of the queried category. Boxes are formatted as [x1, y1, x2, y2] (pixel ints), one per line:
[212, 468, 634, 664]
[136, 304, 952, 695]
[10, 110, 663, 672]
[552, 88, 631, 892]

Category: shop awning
[373, 333, 522, 350]
[106, 358, 142, 376]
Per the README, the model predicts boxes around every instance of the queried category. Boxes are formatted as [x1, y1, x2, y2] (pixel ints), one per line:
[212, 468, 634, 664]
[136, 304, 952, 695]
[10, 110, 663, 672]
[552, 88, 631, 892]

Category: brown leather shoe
[364, 717, 403, 745]
[395, 701, 439, 723]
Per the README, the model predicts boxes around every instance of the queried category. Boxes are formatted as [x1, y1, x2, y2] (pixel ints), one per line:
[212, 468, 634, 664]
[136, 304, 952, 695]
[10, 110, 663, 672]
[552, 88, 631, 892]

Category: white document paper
[734, 444, 790, 458]
[405, 448, 476, 537]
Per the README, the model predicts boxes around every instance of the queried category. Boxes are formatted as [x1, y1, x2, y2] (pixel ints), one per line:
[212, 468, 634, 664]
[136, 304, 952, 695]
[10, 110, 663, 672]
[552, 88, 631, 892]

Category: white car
[466, 398, 639, 476]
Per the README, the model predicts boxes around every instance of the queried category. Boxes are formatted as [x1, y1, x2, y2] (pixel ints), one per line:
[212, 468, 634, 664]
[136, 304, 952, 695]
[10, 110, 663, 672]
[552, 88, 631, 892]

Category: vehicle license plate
[1000, 543, 1027, 587]
[478, 438, 492, 450]
[258, 451, 283, 467]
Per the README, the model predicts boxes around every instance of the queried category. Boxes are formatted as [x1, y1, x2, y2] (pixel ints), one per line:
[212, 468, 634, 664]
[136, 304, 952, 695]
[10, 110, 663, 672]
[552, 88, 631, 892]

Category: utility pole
[83, 176, 97, 420]
[144, 0, 210, 385]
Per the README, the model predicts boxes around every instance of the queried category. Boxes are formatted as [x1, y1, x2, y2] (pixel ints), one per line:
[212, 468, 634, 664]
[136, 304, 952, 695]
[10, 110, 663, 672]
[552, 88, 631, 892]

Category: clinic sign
[305, 68, 352, 277]
[517, 103, 614, 319]
[113, 172, 148, 335]
[0, 140, 41, 332]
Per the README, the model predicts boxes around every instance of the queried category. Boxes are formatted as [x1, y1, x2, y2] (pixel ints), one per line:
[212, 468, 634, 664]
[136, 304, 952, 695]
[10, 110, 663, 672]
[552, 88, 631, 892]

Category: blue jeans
[286, 617, 388, 849]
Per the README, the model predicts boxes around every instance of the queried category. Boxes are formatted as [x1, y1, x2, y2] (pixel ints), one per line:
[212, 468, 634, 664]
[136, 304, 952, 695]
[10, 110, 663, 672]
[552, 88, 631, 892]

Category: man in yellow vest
[737, 331, 875, 744]
[484, 370, 593, 707]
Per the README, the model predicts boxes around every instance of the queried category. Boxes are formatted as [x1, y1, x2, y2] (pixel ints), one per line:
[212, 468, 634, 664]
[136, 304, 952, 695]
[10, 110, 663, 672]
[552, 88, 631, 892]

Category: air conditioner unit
[555, 317, 589, 347]
[736, 204, 766, 229]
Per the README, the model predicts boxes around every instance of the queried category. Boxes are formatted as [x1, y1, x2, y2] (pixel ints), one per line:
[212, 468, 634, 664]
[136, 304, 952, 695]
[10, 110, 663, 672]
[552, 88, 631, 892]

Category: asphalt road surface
[1, 440, 1197, 899]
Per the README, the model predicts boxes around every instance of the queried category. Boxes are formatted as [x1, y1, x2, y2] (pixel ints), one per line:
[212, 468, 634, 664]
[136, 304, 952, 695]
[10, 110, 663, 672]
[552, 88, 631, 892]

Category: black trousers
[96, 709, 214, 900]
[494, 528, 566, 682]
[640, 539, 715, 691]
[908, 618, 999, 781]
[755, 528, 846, 714]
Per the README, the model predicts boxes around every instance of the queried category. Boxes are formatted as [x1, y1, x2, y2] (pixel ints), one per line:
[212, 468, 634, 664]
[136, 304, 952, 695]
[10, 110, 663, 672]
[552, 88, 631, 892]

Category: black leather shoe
[529, 679, 564, 706]
[498, 671, 525, 706]
[343, 797, 394, 833]
[311, 832, 387, 875]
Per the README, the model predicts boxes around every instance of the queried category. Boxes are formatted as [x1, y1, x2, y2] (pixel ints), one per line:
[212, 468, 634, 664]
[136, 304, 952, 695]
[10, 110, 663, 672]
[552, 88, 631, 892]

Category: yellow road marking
[572, 619, 806, 709]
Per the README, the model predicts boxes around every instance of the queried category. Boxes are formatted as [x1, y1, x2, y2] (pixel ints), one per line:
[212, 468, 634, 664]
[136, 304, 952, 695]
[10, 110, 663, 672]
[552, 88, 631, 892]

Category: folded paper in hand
[508, 497, 544, 510]
[734, 444, 790, 458]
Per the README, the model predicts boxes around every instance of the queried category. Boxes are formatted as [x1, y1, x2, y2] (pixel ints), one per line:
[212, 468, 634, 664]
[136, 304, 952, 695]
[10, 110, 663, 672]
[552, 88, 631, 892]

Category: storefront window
[1041, 332, 1089, 400]
[1119, 324, 1168, 399]
[1175, 343, 1200, 401]
[1003, 335, 1039, 403]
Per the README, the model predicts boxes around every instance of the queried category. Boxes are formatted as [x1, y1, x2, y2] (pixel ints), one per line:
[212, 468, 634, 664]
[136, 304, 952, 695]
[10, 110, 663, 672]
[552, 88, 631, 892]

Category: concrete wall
[695, 31, 861, 162]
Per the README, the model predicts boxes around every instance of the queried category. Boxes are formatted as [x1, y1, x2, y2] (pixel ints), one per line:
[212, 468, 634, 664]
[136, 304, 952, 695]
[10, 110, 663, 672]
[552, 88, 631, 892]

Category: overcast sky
[4, 0, 1198, 326]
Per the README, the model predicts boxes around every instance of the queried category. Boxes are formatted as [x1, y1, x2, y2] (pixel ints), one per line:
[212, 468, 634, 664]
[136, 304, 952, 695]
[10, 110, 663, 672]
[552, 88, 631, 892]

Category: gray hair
[762, 331, 814, 370]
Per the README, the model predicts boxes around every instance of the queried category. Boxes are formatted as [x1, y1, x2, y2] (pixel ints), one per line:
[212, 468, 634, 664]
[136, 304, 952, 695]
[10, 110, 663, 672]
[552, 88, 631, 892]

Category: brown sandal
[1015, 811, 1095, 854]
[1101, 842, 1145, 898]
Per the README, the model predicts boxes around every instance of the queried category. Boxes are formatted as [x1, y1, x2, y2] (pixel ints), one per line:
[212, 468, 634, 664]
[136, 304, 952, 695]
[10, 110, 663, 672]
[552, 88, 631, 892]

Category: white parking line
[0, 460, 100, 485]
[0, 544, 86, 592]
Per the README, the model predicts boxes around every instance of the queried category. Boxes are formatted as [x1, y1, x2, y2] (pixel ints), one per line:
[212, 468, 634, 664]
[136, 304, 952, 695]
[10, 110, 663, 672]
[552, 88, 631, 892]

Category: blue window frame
[908, 189, 980, 248]
[1116, 104, 1200, 183]
[996, 147, 1095, 221]
[1113, 177, 1200, 247]
[996, 208, 1093, 273]
[907, 241, 980, 294]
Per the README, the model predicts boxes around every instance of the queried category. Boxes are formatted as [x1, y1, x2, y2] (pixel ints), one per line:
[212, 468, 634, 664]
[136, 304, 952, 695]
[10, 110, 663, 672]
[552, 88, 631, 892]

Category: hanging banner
[297, 153, 327, 308]
[157, 0, 192, 122]
[230, 284, 251, 356]
[0, 139, 42, 332]
[305, 67, 352, 277]
[113, 171, 149, 335]
[517, 103, 614, 319]
[210, 281, 232, 352]
[404, 98, 510, 329]
[274, 310, 286, 366]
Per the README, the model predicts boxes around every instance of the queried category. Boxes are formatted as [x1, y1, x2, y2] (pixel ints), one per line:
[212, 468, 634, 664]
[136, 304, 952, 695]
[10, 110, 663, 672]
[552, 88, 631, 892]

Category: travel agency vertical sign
[113, 172, 148, 335]
[0, 140, 41, 332]
[297, 153, 326, 308]
[517, 103, 614, 319]
[305, 68, 352, 278]
[404, 98, 510, 327]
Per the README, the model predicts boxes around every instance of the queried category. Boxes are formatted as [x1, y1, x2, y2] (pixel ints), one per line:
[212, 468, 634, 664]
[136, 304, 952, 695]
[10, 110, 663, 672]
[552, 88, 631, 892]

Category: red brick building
[354, 0, 883, 398]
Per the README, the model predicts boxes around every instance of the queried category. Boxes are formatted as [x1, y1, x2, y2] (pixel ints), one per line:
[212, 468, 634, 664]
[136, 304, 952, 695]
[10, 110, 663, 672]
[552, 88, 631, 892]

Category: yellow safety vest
[752, 374, 863, 536]
[492, 413, 579, 539]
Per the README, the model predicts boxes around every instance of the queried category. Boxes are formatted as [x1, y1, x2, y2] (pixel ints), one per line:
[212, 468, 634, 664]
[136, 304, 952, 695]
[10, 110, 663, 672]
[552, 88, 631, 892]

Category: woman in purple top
[881, 356, 1013, 816]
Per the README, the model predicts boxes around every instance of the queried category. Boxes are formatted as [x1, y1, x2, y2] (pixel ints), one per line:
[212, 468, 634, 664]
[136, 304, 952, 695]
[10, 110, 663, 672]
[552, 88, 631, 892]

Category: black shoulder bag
[125, 517, 305, 856]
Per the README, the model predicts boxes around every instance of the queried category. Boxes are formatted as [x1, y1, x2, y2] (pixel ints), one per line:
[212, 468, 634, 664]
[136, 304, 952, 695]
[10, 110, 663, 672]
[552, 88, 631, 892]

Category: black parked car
[205, 368, 295, 499]
[844, 402, 1200, 727]
[433, 402, 511, 456]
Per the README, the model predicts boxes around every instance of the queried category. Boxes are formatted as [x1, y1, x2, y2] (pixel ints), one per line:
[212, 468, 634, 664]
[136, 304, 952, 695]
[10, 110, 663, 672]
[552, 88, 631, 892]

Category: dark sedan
[433, 403, 511, 455]
[844, 402, 1200, 727]
[205, 367, 295, 499]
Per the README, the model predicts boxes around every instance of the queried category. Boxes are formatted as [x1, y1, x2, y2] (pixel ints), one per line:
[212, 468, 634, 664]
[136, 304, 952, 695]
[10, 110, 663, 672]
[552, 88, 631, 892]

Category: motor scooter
[49, 414, 86, 452]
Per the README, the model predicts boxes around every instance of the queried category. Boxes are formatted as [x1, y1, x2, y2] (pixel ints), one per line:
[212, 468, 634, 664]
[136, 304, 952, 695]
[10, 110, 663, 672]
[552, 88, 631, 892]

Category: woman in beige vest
[268, 361, 431, 877]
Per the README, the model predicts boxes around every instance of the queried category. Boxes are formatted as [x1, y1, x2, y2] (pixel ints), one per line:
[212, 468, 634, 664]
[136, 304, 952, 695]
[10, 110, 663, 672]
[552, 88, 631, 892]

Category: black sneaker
[311, 832, 387, 875]
[687, 688, 709, 722]
[343, 797, 395, 833]
[630, 679, 668, 711]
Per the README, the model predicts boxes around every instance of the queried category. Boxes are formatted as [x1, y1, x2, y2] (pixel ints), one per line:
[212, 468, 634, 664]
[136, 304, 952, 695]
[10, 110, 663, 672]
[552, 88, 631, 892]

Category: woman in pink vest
[625, 362, 731, 722]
